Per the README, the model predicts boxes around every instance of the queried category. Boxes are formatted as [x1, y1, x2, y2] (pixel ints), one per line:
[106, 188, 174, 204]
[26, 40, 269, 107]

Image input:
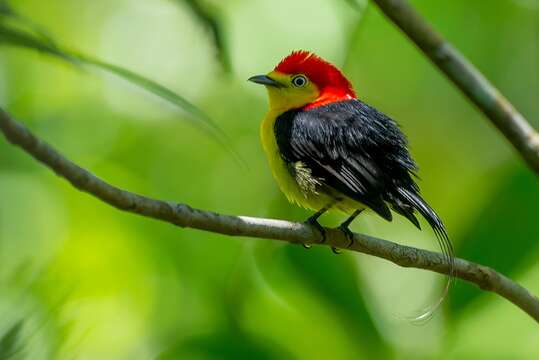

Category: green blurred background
[1, 0, 539, 358]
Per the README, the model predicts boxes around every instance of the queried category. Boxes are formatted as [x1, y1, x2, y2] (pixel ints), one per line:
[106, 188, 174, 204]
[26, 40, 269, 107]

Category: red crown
[274, 50, 356, 98]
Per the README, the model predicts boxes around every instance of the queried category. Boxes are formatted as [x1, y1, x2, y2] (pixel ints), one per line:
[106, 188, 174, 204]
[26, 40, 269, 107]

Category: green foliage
[179, 0, 231, 73]
[342, 0, 368, 11]
[450, 165, 539, 316]
[0, 24, 68, 59]
[0, 0, 538, 358]
[158, 328, 296, 360]
[284, 246, 390, 358]
[0, 321, 23, 360]
[0, 2, 239, 163]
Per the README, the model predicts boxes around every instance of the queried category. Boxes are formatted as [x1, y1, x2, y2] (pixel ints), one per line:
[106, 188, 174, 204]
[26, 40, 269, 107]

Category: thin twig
[1, 109, 538, 323]
[372, 0, 539, 175]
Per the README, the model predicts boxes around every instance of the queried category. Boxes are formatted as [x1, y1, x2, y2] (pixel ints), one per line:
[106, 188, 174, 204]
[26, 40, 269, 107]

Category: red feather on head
[274, 50, 357, 109]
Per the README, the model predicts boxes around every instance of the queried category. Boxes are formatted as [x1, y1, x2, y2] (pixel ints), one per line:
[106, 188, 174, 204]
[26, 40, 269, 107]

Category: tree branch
[1, 108, 539, 323]
[372, 0, 539, 175]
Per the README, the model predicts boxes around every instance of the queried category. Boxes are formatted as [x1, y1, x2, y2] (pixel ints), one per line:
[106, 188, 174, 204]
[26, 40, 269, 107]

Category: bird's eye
[292, 75, 308, 87]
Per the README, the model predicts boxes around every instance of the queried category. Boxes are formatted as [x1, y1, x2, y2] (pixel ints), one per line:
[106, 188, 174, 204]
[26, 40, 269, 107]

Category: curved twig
[1, 108, 538, 323]
[372, 0, 539, 175]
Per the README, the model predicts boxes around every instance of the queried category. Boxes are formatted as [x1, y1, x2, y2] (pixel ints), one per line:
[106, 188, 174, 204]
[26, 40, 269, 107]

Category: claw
[302, 243, 312, 249]
[331, 247, 341, 254]
[304, 216, 326, 244]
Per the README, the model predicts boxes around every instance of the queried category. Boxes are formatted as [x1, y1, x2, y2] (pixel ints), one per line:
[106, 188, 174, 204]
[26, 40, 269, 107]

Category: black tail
[396, 187, 455, 322]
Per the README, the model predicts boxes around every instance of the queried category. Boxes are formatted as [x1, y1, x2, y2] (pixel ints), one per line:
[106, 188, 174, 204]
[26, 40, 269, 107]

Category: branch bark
[1, 108, 539, 323]
[372, 0, 539, 175]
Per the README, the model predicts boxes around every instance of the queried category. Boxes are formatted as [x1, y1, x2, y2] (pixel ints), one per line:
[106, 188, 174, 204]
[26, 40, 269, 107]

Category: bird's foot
[304, 216, 326, 246]
[337, 223, 355, 249]
[330, 225, 354, 255]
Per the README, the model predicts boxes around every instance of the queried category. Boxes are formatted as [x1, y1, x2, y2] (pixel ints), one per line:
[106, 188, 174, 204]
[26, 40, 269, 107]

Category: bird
[248, 50, 454, 320]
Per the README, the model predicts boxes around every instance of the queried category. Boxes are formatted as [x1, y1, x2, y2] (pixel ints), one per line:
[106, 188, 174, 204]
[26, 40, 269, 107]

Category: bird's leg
[303, 202, 335, 248]
[336, 209, 364, 250]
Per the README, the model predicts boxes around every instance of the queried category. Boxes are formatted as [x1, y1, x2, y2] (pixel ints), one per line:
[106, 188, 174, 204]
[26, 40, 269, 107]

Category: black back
[274, 99, 422, 225]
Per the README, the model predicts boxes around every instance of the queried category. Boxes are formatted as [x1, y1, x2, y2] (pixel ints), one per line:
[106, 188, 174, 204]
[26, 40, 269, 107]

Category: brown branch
[1, 108, 539, 323]
[372, 0, 539, 175]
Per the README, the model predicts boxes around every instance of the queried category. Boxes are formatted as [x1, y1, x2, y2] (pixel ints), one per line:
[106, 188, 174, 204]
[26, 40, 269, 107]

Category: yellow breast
[260, 110, 367, 215]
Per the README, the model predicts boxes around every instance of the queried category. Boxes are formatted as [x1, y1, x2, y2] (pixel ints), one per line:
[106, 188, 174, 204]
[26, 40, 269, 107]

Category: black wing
[274, 99, 419, 222]
[275, 99, 454, 321]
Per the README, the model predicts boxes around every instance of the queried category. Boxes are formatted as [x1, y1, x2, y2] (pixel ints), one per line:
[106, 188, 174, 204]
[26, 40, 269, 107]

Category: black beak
[248, 75, 281, 87]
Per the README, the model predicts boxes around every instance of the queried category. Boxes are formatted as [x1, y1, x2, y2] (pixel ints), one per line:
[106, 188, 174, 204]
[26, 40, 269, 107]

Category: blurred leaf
[0, 1, 12, 16]
[0, 24, 71, 61]
[179, 0, 231, 73]
[342, 0, 371, 70]
[0, 0, 56, 47]
[450, 166, 539, 316]
[343, 0, 369, 11]
[158, 328, 296, 360]
[285, 246, 390, 358]
[0, 6, 243, 166]
[75, 53, 238, 157]
[0, 321, 24, 360]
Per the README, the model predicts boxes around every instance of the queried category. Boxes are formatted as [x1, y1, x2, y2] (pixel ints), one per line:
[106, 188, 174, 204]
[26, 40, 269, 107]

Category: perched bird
[249, 50, 454, 320]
